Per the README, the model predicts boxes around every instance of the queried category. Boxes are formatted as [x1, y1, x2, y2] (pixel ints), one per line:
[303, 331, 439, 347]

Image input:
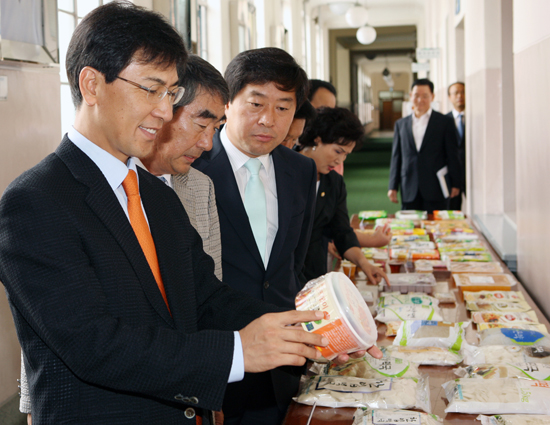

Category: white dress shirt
[412, 108, 432, 151]
[452, 109, 465, 135]
[220, 126, 279, 268]
[68, 127, 244, 384]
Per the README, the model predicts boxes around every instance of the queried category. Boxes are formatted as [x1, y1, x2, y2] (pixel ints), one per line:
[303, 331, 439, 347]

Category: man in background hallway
[388, 78, 462, 213]
[447, 82, 466, 211]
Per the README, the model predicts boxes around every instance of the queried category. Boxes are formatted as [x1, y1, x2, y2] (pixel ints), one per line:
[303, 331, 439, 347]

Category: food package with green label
[375, 305, 443, 323]
[352, 408, 443, 425]
[310, 355, 421, 380]
[393, 320, 470, 351]
[377, 292, 439, 311]
[359, 210, 388, 220]
[478, 414, 550, 425]
[443, 378, 550, 414]
[294, 375, 431, 412]
[479, 327, 550, 347]
[381, 346, 463, 366]
[455, 363, 550, 380]
[395, 210, 428, 220]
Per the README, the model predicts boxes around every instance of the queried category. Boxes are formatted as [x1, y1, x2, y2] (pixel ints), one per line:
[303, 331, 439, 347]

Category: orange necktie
[122, 170, 170, 313]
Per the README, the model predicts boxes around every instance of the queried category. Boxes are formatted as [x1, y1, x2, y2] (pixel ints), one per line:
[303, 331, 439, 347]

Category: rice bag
[381, 346, 463, 366]
[352, 408, 443, 425]
[463, 291, 525, 302]
[477, 323, 548, 333]
[376, 305, 443, 323]
[478, 414, 550, 425]
[377, 293, 439, 310]
[443, 378, 550, 414]
[311, 356, 421, 380]
[462, 344, 550, 365]
[455, 363, 550, 380]
[471, 311, 539, 325]
[466, 300, 532, 312]
[294, 375, 431, 412]
[479, 328, 550, 347]
[394, 320, 469, 351]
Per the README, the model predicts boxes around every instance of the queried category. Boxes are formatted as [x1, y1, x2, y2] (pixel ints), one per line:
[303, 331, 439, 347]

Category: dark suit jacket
[302, 171, 359, 283]
[0, 137, 278, 425]
[192, 129, 317, 412]
[388, 110, 462, 203]
[447, 111, 466, 191]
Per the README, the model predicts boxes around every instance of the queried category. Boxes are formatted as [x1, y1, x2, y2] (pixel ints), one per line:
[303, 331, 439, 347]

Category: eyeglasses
[116, 76, 185, 105]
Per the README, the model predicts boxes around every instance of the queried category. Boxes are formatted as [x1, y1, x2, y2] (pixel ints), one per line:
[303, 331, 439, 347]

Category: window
[197, 1, 208, 59]
[238, 0, 256, 53]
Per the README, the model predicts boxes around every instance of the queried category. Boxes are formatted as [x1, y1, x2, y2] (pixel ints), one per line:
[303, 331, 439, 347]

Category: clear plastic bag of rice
[310, 355, 421, 379]
[479, 328, 550, 347]
[393, 320, 470, 350]
[375, 305, 443, 323]
[478, 414, 550, 425]
[377, 292, 439, 311]
[381, 345, 463, 365]
[352, 407, 443, 425]
[294, 375, 431, 412]
[443, 378, 550, 414]
[455, 363, 550, 380]
[462, 343, 550, 365]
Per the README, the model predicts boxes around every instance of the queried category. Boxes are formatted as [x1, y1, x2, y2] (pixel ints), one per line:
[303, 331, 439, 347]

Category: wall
[0, 62, 61, 405]
[514, 0, 550, 319]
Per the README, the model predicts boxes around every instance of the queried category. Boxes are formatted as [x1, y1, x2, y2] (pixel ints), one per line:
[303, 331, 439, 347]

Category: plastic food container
[295, 272, 377, 360]
[453, 273, 517, 292]
[382, 273, 437, 294]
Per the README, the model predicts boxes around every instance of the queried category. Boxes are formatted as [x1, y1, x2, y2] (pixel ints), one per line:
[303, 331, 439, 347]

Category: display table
[282, 216, 550, 425]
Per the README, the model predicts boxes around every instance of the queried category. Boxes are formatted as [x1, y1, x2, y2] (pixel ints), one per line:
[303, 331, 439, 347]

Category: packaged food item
[375, 305, 443, 323]
[455, 363, 550, 380]
[443, 252, 492, 262]
[479, 328, 550, 347]
[450, 262, 503, 274]
[443, 378, 550, 414]
[454, 273, 516, 291]
[352, 408, 443, 425]
[375, 218, 414, 230]
[381, 346, 463, 365]
[462, 344, 550, 365]
[463, 291, 525, 302]
[395, 210, 428, 220]
[477, 323, 548, 333]
[359, 210, 388, 220]
[478, 414, 550, 425]
[405, 241, 436, 250]
[437, 241, 484, 250]
[311, 356, 421, 380]
[389, 247, 409, 260]
[410, 249, 440, 260]
[433, 291, 457, 304]
[294, 375, 431, 412]
[391, 234, 430, 244]
[377, 292, 439, 310]
[385, 321, 402, 336]
[466, 300, 532, 312]
[394, 321, 469, 350]
[361, 247, 388, 260]
[436, 234, 480, 243]
[414, 260, 448, 273]
[392, 228, 427, 236]
[471, 311, 539, 325]
[295, 272, 377, 360]
[383, 273, 437, 294]
[422, 220, 473, 232]
[433, 210, 465, 220]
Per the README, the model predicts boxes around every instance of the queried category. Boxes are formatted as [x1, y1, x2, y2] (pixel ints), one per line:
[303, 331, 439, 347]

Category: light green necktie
[243, 158, 267, 263]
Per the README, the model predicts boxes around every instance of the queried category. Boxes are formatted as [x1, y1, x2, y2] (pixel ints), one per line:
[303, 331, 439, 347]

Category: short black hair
[175, 55, 229, 110]
[308, 79, 337, 100]
[447, 81, 465, 96]
[294, 100, 317, 124]
[66, 0, 187, 108]
[411, 78, 434, 93]
[299, 107, 364, 151]
[224, 47, 309, 108]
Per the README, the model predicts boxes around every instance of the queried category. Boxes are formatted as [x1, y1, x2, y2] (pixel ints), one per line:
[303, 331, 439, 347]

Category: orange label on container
[311, 318, 360, 359]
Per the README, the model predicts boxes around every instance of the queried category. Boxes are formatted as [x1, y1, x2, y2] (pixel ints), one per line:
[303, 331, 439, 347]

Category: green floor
[343, 134, 400, 217]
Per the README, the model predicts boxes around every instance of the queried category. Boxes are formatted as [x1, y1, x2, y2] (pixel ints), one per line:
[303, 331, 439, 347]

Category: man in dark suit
[0, 4, 330, 424]
[388, 79, 462, 213]
[192, 48, 318, 425]
[447, 82, 466, 210]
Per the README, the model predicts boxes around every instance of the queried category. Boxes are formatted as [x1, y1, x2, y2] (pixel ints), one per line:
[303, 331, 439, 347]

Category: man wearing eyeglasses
[0, 3, 331, 424]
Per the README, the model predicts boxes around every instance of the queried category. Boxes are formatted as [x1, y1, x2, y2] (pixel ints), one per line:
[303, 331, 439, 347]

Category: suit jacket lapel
[201, 132, 264, 268]
[404, 115, 416, 152]
[266, 147, 292, 275]
[56, 138, 174, 327]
